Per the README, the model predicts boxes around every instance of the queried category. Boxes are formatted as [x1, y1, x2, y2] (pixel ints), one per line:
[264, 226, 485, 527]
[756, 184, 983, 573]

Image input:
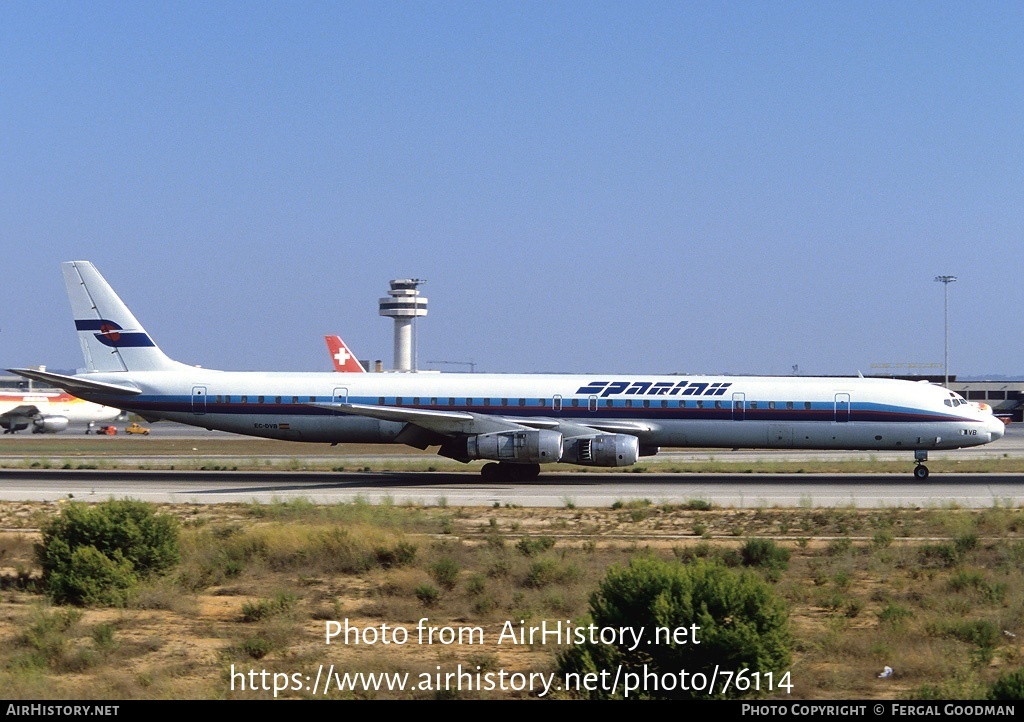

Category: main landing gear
[914, 450, 929, 480]
[480, 462, 541, 481]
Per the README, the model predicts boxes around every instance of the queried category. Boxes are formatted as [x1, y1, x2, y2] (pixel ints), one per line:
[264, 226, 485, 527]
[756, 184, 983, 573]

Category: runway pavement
[2, 423, 1020, 508]
[5, 421, 1022, 466]
[2, 467, 1022, 508]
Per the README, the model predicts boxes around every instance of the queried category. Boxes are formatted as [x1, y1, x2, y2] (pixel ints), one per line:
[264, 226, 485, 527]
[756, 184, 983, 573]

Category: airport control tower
[379, 279, 427, 371]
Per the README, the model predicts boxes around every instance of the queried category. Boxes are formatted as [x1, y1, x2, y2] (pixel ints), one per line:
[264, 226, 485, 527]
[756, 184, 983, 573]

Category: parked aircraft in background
[325, 335, 365, 372]
[0, 389, 120, 434]
[9, 261, 1006, 479]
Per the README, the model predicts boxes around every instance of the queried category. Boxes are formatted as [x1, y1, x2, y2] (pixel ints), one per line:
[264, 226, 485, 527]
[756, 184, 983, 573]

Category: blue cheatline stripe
[96, 394, 970, 425]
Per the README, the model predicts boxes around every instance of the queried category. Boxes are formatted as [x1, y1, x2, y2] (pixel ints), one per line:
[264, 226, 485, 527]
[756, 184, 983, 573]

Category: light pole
[934, 275, 957, 387]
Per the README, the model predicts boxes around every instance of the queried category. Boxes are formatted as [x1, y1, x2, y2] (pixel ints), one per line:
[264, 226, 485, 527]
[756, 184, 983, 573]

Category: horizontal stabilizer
[6, 368, 141, 397]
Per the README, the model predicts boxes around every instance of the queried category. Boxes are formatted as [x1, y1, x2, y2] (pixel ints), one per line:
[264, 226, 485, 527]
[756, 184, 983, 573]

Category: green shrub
[955, 532, 979, 555]
[557, 557, 791, 699]
[515, 536, 556, 557]
[740, 538, 790, 572]
[947, 571, 1006, 602]
[938, 619, 999, 649]
[37, 500, 179, 606]
[919, 543, 960, 568]
[429, 558, 461, 590]
[877, 603, 913, 624]
[487, 558, 511, 578]
[872, 530, 893, 548]
[241, 592, 297, 622]
[825, 538, 853, 556]
[673, 542, 714, 563]
[629, 508, 652, 522]
[241, 636, 273, 659]
[375, 541, 417, 568]
[990, 667, 1024, 700]
[524, 559, 559, 589]
[466, 574, 487, 596]
[46, 545, 137, 607]
[415, 583, 440, 606]
[684, 499, 713, 511]
[91, 623, 118, 653]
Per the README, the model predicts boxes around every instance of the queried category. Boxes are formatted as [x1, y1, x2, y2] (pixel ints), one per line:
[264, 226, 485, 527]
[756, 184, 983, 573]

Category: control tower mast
[378, 279, 427, 371]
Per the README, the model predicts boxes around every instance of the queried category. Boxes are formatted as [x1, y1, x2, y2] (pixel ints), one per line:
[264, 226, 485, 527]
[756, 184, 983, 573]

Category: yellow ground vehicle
[124, 422, 150, 435]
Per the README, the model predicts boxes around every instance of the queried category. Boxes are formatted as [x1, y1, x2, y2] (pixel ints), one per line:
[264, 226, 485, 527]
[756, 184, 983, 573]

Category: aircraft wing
[314, 402, 528, 436]
[0, 404, 41, 420]
[577, 420, 653, 434]
[6, 368, 142, 397]
[314, 402, 651, 439]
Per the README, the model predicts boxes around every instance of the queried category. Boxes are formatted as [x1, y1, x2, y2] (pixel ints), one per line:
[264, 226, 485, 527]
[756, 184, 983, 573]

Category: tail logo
[75, 319, 155, 348]
[99, 323, 121, 343]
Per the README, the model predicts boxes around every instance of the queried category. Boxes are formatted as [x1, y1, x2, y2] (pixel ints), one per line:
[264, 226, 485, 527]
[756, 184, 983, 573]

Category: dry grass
[1, 500, 1024, 699]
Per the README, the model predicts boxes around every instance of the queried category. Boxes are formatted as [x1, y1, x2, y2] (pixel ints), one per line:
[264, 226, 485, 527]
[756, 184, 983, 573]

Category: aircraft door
[769, 424, 794, 447]
[732, 392, 745, 421]
[835, 393, 850, 422]
[192, 386, 207, 415]
[333, 387, 349, 404]
[553, 395, 562, 413]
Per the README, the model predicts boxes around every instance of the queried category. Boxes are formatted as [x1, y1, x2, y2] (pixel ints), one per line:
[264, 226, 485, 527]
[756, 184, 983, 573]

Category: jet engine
[32, 416, 70, 434]
[464, 429, 563, 464]
[562, 433, 639, 467]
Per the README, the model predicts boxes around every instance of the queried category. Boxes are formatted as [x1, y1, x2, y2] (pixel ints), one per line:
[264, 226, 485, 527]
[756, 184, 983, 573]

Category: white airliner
[0, 389, 120, 434]
[9, 261, 1005, 479]
[324, 335, 366, 372]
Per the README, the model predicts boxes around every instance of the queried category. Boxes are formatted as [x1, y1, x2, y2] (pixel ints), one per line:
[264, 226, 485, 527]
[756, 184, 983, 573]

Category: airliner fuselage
[8, 261, 1006, 480]
[0, 391, 120, 434]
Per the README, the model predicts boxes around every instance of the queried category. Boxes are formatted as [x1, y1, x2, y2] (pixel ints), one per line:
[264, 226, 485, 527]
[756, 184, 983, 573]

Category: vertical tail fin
[63, 261, 178, 372]
[324, 335, 366, 372]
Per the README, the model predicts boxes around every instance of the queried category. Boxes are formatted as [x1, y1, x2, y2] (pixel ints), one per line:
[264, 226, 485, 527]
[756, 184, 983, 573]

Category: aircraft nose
[986, 415, 1006, 442]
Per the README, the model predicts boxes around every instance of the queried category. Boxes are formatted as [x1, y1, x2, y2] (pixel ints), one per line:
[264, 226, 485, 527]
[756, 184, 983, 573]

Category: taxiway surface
[2, 468, 1021, 508]
[2, 423, 1020, 508]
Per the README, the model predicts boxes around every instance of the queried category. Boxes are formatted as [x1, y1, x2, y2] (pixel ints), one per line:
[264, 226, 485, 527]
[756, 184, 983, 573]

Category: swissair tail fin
[325, 335, 365, 372]
[62, 261, 178, 373]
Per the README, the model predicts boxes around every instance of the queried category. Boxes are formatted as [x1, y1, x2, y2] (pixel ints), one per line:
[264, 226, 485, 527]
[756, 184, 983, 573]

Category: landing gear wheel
[481, 463, 542, 481]
[501, 463, 541, 481]
[914, 464, 929, 480]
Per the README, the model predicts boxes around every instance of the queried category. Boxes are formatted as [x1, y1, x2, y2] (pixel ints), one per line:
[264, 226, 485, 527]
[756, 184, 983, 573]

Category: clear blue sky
[3, 2, 1022, 376]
